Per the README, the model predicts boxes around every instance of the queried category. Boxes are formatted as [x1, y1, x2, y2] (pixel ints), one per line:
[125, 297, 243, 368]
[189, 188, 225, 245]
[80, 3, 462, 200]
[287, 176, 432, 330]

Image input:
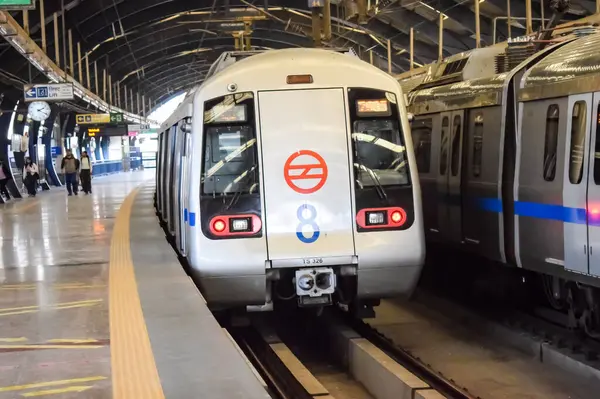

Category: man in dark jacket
[61, 150, 80, 196]
[0, 159, 11, 200]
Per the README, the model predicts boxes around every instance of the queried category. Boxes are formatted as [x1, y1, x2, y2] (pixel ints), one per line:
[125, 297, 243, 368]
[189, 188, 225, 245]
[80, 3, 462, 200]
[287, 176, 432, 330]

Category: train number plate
[302, 257, 323, 265]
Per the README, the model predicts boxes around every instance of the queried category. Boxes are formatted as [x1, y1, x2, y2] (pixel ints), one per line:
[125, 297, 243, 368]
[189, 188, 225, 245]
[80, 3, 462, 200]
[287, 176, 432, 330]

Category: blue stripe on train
[474, 197, 593, 225]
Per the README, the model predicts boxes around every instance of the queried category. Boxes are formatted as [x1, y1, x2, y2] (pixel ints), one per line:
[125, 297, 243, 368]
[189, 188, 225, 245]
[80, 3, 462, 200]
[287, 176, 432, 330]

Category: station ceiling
[0, 0, 595, 108]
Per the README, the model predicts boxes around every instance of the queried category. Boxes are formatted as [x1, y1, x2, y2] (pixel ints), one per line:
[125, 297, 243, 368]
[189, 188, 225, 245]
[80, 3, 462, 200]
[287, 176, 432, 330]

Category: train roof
[520, 33, 600, 101]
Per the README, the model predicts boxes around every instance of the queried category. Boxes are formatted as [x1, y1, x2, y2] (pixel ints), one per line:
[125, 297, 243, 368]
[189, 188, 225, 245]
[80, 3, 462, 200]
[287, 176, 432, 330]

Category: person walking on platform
[0, 159, 11, 201]
[80, 151, 93, 195]
[23, 157, 39, 197]
[61, 150, 80, 196]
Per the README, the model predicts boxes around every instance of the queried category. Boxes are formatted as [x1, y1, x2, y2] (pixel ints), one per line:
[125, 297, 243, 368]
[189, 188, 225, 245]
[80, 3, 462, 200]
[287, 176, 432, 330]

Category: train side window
[439, 117, 449, 175]
[472, 114, 484, 177]
[568, 101, 587, 185]
[543, 105, 559, 182]
[451, 115, 462, 176]
[411, 118, 432, 173]
[594, 103, 600, 185]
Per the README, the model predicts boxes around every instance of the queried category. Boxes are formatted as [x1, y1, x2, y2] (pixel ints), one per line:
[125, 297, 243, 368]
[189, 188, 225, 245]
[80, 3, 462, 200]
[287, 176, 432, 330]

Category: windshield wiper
[223, 164, 258, 211]
[355, 163, 388, 202]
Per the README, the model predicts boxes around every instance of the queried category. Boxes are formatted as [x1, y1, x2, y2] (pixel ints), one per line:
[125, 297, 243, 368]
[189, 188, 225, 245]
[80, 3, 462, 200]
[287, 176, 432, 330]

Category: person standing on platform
[23, 157, 39, 197]
[80, 151, 93, 195]
[61, 149, 80, 196]
[0, 159, 11, 201]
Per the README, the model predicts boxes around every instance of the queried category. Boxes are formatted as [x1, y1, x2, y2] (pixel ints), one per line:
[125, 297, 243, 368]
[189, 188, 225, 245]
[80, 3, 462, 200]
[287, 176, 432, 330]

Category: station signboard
[76, 113, 110, 124]
[0, 0, 35, 10]
[24, 83, 74, 102]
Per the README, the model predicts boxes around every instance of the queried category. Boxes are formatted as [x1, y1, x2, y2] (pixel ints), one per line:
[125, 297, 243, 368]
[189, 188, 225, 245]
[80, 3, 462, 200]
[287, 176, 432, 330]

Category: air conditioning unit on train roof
[416, 45, 507, 89]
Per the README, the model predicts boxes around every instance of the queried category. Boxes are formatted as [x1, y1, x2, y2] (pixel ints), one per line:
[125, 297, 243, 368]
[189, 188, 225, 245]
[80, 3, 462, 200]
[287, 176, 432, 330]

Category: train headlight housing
[208, 214, 262, 237]
[356, 207, 407, 230]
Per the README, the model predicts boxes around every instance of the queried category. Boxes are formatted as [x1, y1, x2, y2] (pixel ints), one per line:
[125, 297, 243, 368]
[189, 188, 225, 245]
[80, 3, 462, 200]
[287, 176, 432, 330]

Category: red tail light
[356, 207, 406, 229]
[209, 214, 262, 237]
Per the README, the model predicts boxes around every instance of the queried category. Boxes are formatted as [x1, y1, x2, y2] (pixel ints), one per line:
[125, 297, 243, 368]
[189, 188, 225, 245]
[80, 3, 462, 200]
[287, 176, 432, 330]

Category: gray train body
[156, 48, 425, 313]
[403, 32, 600, 334]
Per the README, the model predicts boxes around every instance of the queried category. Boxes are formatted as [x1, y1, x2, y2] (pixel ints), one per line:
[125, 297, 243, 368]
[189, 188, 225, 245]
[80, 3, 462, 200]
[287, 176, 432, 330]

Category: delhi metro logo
[283, 150, 328, 194]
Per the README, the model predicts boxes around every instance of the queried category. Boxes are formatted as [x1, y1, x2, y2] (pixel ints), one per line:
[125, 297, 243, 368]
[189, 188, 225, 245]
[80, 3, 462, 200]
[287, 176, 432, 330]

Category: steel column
[53, 12, 59, 66]
[40, 0, 46, 53]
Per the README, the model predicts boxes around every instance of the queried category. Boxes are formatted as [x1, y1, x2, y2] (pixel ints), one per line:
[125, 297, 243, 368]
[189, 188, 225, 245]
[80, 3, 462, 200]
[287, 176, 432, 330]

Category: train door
[587, 94, 600, 276]
[179, 130, 192, 256]
[564, 94, 592, 275]
[258, 88, 355, 265]
[173, 123, 185, 253]
[436, 111, 464, 243]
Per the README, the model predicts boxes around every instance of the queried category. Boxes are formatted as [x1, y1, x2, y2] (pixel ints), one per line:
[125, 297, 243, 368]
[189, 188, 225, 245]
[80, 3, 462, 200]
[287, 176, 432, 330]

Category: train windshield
[349, 90, 410, 189]
[201, 93, 259, 196]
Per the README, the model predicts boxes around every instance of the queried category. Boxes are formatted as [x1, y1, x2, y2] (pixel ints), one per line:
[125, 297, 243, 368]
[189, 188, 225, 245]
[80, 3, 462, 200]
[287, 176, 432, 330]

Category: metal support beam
[597, 0, 600, 15]
[102, 69, 106, 101]
[94, 61, 98, 95]
[22, 10, 28, 34]
[357, 0, 367, 24]
[410, 27, 414, 70]
[369, 50, 373, 65]
[475, 0, 481, 48]
[85, 53, 90, 89]
[109, 75, 112, 106]
[61, 0, 67, 77]
[77, 42, 82, 83]
[124, 85, 128, 112]
[137, 92, 140, 115]
[323, 0, 331, 40]
[244, 36, 251, 51]
[142, 94, 146, 118]
[526, 0, 533, 34]
[39, 0, 46, 53]
[387, 39, 392, 74]
[68, 29, 73, 75]
[438, 13, 443, 62]
[53, 12, 59, 66]
[311, 8, 321, 47]
[130, 88, 133, 114]
[507, 0, 512, 39]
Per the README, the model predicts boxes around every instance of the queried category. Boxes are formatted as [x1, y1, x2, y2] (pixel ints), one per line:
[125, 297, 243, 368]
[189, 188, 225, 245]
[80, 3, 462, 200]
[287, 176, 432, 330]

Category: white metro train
[155, 48, 425, 314]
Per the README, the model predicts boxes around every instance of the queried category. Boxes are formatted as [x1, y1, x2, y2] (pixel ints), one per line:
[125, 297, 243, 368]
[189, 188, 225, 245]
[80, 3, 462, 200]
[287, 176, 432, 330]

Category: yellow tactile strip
[109, 187, 165, 398]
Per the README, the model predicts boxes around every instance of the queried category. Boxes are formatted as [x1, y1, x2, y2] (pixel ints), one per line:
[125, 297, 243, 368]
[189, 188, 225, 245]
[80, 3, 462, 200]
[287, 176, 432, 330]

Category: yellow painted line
[53, 303, 101, 311]
[21, 385, 93, 397]
[0, 284, 106, 291]
[0, 337, 27, 342]
[0, 309, 41, 317]
[54, 285, 106, 290]
[109, 187, 165, 398]
[47, 339, 99, 344]
[0, 299, 102, 313]
[0, 376, 106, 392]
[0, 345, 102, 349]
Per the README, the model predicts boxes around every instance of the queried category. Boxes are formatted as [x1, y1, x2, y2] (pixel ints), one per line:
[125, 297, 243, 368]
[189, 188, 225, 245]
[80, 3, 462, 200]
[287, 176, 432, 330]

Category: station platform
[0, 172, 269, 398]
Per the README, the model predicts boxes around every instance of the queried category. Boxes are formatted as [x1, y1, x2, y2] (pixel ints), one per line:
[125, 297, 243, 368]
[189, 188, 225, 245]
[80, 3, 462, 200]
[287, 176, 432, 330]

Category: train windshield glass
[349, 89, 410, 188]
[201, 93, 259, 196]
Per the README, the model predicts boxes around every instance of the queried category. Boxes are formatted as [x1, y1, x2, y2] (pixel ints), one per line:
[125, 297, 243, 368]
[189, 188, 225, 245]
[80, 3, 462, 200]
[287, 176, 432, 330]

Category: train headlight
[367, 211, 386, 225]
[231, 218, 249, 232]
[391, 210, 403, 224]
[212, 219, 226, 233]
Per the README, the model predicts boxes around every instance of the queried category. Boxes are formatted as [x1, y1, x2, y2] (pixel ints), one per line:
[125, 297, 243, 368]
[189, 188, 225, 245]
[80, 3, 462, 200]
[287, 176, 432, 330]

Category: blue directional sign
[25, 87, 37, 99]
[23, 83, 74, 102]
